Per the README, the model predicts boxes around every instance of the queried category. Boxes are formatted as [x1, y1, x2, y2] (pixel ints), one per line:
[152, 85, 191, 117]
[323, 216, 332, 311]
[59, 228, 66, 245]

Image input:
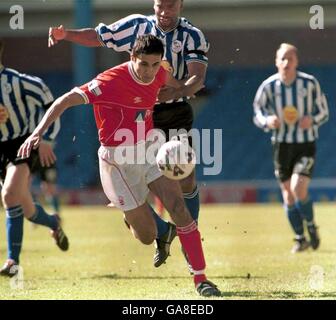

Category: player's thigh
[1, 163, 30, 204]
[293, 143, 316, 178]
[290, 174, 310, 200]
[272, 142, 293, 182]
[99, 153, 148, 211]
[124, 203, 157, 245]
[279, 179, 295, 205]
[148, 176, 192, 225]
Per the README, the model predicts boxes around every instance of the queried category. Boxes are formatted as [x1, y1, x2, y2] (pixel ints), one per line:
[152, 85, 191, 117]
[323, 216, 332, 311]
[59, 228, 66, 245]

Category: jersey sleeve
[72, 77, 107, 105]
[311, 79, 329, 127]
[20, 75, 60, 141]
[95, 14, 149, 52]
[21, 74, 54, 106]
[253, 82, 271, 131]
[185, 27, 209, 66]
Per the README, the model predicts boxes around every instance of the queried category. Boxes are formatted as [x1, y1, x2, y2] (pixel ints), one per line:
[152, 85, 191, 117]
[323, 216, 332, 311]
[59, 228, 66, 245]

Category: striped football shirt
[0, 66, 60, 142]
[253, 71, 329, 143]
[96, 14, 209, 102]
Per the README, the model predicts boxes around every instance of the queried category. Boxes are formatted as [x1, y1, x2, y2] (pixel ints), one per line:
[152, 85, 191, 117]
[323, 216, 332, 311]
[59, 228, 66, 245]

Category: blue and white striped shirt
[253, 71, 329, 143]
[96, 14, 209, 102]
[0, 66, 60, 142]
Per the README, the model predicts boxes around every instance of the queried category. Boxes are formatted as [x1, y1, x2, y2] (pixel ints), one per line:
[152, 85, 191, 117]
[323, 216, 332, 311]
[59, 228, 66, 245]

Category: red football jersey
[74, 62, 167, 146]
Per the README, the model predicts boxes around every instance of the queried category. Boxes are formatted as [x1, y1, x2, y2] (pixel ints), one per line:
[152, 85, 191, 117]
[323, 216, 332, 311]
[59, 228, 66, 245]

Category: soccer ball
[156, 140, 196, 180]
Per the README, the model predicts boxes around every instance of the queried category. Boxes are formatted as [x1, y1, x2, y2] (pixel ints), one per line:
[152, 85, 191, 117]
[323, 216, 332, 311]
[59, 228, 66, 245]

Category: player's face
[153, 0, 183, 30]
[276, 48, 298, 81]
[131, 54, 162, 83]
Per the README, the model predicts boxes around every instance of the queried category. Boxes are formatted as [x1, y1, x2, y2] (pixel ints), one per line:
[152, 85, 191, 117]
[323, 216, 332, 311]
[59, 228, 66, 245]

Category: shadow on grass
[85, 274, 265, 281]
[219, 291, 336, 299]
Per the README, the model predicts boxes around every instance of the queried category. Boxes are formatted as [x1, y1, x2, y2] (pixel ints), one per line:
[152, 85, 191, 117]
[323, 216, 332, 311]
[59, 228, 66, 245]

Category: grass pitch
[1, 203, 336, 300]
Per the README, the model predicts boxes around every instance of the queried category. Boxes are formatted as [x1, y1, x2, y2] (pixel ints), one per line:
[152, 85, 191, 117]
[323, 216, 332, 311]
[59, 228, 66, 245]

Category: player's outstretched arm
[18, 91, 85, 159]
[48, 25, 101, 47]
[158, 62, 206, 102]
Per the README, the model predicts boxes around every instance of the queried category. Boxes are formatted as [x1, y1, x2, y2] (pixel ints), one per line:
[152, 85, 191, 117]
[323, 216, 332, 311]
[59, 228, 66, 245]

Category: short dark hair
[0, 40, 4, 64]
[132, 35, 164, 58]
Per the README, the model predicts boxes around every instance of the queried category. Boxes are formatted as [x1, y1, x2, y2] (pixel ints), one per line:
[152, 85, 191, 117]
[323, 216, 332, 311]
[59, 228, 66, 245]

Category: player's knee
[138, 231, 156, 245]
[292, 187, 307, 201]
[282, 190, 294, 205]
[1, 187, 18, 206]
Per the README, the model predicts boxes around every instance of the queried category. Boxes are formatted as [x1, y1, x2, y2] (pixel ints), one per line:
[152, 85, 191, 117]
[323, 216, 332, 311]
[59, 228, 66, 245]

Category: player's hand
[0, 105, 9, 124]
[299, 116, 312, 129]
[17, 132, 42, 159]
[266, 115, 281, 129]
[48, 25, 66, 47]
[183, 75, 204, 96]
[157, 86, 177, 102]
[38, 141, 57, 167]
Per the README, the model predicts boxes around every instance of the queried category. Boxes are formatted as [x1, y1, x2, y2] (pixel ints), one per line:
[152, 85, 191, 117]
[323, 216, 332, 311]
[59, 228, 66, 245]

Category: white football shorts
[98, 141, 162, 211]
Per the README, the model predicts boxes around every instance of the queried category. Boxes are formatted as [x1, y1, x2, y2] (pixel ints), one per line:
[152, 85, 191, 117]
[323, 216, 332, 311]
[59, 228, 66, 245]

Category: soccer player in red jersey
[18, 35, 220, 297]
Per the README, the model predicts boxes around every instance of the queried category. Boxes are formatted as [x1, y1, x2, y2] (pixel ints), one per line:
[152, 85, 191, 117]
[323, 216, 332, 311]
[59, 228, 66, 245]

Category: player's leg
[0, 164, 26, 275]
[273, 142, 308, 253]
[179, 169, 199, 222]
[153, 103, 200, 269]
[291, 175, 319, 250]
[279, 179, 309, 253]
[149, 175, 221, 297]
[99, 145, 174, 265]
[40, 164, 60, 214]
[291, 144, 319, 249]
[3, 163, 68, 252]
[123, 203, 157, 245]
[153, 102, 200, 220]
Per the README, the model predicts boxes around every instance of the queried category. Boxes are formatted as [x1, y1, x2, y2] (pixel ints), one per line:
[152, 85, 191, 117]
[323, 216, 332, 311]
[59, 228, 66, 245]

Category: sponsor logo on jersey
[133, 96, 142, 104]
[283, 105, 298, 125]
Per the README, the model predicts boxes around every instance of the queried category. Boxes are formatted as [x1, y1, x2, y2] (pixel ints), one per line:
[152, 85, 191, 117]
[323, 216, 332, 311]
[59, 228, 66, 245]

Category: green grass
[1, 203, 336, 300]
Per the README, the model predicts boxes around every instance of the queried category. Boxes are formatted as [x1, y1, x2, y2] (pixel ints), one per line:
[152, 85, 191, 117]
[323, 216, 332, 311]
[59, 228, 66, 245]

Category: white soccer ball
[156, 140, 196, 180]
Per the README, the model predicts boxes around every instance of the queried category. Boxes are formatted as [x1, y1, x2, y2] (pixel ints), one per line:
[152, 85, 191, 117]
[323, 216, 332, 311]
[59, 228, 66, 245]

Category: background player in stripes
[48, 0, 209, 269]
[18, 35, 220, 297]
[0, 40, 69, 277]
[253, 43, 329, 253]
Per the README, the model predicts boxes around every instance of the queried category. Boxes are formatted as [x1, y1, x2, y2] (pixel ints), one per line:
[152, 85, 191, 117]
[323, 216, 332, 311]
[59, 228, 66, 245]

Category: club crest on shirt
[283, 105, 298, 125]
[88, 80, 102, 96]
[172, 40, 182, 53]
[2, 82, 12, 95]
[298, 87, 307, 97]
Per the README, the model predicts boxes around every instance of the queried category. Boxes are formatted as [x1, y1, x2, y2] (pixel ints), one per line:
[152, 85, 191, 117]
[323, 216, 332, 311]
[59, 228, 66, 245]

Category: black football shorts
[153, 101, 194, 147]
[272, 142, 316, 182]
